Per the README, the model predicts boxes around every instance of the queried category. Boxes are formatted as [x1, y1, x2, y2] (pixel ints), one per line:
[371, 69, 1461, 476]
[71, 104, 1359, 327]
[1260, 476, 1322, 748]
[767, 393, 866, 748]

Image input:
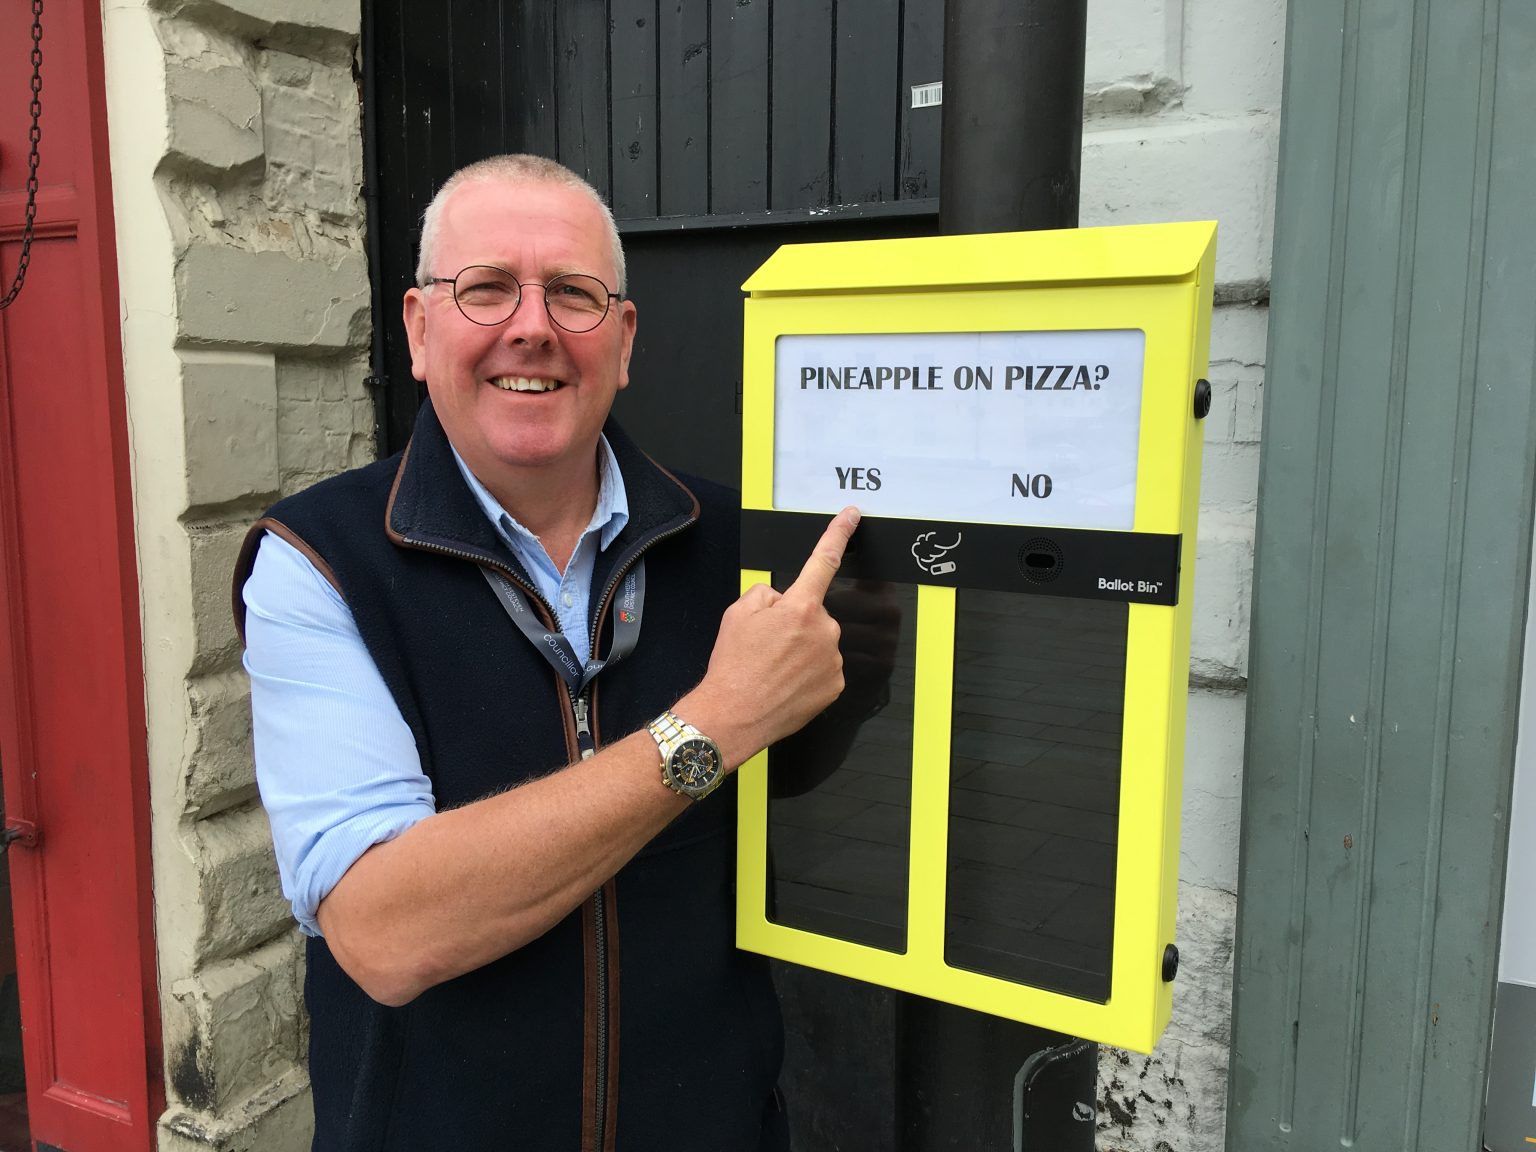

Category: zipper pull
[573, 694, 596, 760]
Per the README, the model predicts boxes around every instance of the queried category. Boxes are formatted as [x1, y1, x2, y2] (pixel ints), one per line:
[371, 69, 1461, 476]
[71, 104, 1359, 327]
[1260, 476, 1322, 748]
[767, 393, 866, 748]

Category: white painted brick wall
[1084, 0, 1283, 1147]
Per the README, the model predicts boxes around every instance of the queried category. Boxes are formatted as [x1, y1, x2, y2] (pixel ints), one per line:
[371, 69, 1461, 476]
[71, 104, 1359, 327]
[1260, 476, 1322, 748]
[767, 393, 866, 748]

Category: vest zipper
[401, 519, 698, 1152]
[582, 523, 695, 1152]
[593, 882, 610, 1148]
[586, 519, 695, 657]
[397, 538, 559, 615]
[572, 692, 595, 760]
[400, 536, 610, 1143]
[574, 677, 609, 1145]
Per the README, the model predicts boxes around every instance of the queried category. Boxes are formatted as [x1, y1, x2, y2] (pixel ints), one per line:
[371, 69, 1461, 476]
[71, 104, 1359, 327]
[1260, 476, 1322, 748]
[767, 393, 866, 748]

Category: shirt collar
[447, 437, 631, 555]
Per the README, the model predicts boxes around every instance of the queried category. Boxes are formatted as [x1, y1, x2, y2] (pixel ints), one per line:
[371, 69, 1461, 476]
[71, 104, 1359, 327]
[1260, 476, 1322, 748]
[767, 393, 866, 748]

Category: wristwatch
[648, 711, 725, 800]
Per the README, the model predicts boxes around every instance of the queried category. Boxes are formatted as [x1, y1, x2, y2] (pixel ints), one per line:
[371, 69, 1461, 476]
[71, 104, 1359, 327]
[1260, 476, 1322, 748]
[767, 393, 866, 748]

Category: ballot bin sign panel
[736, 223, 1216, 1054]
[771, 329, 1145, 530]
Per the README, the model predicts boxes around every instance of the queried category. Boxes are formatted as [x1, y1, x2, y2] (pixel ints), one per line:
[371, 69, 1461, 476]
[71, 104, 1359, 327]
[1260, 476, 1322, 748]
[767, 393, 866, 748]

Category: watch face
[670, 738, 721, 790]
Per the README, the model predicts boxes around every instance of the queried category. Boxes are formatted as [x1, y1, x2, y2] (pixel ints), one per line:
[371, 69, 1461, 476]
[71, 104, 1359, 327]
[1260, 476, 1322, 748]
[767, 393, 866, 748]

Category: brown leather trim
[601, 878, 621, 1152]
[580, 893, 600, 1152]
[382, 434, 414, 548]
[637, 445, 702, 523]
[231, 523, 265, 647]
[572, 616, 597, 1152]
[230, 517, 344, 647]
[557, 675, 581, 764]
[265, 520, 344, 596]
[581, 689, 622, 1152]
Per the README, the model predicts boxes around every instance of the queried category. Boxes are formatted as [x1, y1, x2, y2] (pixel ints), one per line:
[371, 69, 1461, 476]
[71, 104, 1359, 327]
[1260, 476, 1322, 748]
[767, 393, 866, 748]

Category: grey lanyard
[478, 560, 646, 697]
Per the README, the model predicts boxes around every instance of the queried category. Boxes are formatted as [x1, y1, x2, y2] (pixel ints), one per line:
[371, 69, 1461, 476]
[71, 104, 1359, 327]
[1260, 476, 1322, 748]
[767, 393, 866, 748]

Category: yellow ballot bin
[735, 221, 1217, 1054]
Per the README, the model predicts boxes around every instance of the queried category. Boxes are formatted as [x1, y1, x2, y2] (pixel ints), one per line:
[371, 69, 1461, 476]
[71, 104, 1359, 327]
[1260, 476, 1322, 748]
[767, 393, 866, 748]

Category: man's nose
[500, 285, 558, 346]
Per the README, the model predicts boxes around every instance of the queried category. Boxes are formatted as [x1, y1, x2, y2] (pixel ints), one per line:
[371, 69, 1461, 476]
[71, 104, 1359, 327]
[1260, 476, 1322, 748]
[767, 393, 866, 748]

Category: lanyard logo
[617, 570, 639, 622]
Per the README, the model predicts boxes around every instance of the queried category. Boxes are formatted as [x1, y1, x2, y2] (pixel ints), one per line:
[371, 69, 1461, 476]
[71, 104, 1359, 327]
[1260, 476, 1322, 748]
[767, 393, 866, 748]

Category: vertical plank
[369, 0, 409, 202]
[1287, 0, 1416, 1138]
[400, 7, 454, 190]
[710, 0, 770, 213]
[506, 3, 557, 157]
[611, 0, 659, 219]
[1224, 0, 1346, 1136]
[657, 0, 710, 215]
[1352, 2, 1498, 1144]
[555, 1, 613, 200]
[770, 0, 832, 210]
[447, 0, 504, 166]
[394, 0, 454, 440]
[899, 0, 943, 200]
[371, 0, 427, 447]
[1417, 5, 1536, 1146]
[832, 2, 899, 204]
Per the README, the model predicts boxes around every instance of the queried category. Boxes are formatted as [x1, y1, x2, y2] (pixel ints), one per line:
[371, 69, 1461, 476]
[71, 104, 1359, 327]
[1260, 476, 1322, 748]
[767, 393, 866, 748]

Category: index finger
[785, 507, 861, 604]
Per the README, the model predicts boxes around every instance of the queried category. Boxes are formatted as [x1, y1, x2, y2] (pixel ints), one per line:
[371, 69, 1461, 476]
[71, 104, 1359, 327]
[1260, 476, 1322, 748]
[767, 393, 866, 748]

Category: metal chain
[0, 0, 44, 311]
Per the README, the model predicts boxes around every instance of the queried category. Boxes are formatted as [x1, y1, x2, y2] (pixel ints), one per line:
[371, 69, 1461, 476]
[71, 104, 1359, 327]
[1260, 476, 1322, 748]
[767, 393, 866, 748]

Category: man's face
[403, 180, 637, 494]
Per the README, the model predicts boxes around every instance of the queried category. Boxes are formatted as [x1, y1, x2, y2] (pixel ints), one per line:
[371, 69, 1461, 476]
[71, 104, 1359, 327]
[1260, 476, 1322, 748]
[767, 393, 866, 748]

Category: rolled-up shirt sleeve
[242, 531, 435, 936]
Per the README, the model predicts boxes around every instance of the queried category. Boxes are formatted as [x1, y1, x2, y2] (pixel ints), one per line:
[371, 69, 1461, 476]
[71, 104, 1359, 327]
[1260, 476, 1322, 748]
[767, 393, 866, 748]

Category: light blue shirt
[242, 439, 629, 936]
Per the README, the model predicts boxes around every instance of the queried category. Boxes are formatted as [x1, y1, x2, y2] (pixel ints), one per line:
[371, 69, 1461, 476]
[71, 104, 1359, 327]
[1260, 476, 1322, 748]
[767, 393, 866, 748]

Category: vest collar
[385, 401, 701, 605]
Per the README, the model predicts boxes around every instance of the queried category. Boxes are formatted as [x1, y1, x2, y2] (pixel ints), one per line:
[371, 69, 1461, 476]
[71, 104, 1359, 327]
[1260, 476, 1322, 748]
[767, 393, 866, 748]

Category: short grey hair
[414, 154, 627, 295]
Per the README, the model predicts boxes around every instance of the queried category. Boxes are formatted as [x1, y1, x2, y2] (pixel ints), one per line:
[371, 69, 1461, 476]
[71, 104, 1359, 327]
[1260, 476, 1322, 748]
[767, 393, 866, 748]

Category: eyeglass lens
[451, 266, 612, 332]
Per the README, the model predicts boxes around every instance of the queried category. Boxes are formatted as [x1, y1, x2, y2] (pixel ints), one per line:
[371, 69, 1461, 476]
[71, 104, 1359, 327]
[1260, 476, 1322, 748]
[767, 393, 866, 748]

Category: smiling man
[234, 155, 857, 1151]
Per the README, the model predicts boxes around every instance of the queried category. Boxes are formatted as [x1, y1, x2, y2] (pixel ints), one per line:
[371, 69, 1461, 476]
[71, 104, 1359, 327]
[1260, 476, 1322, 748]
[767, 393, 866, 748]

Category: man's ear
[615, 299, 637, 391]
[403, 289, 428, 382]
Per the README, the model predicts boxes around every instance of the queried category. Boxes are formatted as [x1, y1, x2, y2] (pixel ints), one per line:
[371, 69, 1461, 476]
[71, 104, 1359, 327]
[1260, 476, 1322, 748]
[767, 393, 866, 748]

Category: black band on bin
[741, 510, 1180, 606]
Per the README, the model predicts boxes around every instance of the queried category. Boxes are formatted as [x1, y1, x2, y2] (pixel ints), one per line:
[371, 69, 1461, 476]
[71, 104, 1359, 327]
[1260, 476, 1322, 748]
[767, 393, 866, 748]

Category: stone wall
[1080, 0, 1282, 1147]
[101, 0, 370, 1147]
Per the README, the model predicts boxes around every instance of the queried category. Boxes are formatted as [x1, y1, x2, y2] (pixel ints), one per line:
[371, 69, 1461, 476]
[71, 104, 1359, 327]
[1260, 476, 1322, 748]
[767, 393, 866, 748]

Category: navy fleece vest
[235, 406, 784, 1152]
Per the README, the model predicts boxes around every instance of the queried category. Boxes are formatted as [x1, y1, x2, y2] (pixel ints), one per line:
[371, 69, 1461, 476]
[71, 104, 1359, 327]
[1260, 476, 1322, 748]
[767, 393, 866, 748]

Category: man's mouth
[490, 376, 562, 393]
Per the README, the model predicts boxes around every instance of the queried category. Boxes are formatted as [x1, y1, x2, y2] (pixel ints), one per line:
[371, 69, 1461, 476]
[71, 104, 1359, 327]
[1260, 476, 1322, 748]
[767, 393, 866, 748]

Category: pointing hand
[676, 507, 861, 768]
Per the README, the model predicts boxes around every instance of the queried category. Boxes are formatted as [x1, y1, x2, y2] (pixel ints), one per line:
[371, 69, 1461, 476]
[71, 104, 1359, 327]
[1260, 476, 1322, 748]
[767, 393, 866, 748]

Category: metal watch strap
[647, 710, 697, 755]
[648, 711, 718, 798]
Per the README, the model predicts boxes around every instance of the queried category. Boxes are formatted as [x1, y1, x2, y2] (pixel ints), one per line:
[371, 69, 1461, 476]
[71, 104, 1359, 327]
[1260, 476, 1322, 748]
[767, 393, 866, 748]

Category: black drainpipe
[938, 0, 1085, 235]
[896, 2, 1097, 1150]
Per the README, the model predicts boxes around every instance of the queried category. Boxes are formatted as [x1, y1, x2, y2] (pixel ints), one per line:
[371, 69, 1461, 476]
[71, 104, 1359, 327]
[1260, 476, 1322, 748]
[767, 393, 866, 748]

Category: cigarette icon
[912, 531, 964, 576]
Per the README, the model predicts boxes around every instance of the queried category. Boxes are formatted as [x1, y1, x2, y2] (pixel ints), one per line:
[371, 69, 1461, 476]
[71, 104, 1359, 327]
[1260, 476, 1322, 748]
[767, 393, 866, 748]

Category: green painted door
[1228, 1, 1536, 1149]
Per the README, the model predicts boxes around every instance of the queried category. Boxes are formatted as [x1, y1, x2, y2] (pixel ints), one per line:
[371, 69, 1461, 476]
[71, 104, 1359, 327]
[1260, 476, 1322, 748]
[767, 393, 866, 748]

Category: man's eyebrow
[545, 262, 607, 280]
[461, 261, 606, 281]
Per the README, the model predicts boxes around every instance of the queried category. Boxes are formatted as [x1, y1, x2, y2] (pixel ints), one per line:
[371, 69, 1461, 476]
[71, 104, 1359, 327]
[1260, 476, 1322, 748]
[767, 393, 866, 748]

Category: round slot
[1019, 537, 1064, 583]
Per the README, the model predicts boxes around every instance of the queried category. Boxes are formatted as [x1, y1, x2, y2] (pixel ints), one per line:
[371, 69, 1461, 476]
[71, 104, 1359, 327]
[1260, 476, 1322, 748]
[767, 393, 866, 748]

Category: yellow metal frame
[736, 221, 1217, 1053]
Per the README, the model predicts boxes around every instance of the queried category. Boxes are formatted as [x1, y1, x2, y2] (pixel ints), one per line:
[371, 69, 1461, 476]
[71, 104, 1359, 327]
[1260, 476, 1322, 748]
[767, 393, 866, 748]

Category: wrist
[671, 689, 759, 773]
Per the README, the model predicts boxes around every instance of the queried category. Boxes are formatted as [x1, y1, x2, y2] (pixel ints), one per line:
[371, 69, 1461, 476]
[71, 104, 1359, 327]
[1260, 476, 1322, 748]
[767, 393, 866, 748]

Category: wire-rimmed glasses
[424, 265, 621, 333]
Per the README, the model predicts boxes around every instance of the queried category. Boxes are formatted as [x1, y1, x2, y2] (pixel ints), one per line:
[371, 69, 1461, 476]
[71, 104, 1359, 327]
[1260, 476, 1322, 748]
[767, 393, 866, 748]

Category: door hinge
[1, 819, 39, 852]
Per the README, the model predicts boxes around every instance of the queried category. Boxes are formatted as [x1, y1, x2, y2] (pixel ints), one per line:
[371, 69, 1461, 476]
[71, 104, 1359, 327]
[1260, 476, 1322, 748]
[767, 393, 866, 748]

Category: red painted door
[0, 0, 162, 1149]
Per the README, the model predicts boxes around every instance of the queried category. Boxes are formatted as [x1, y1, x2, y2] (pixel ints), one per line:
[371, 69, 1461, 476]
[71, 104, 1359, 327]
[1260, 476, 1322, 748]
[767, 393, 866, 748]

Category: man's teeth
[491, 376, 560, 392]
